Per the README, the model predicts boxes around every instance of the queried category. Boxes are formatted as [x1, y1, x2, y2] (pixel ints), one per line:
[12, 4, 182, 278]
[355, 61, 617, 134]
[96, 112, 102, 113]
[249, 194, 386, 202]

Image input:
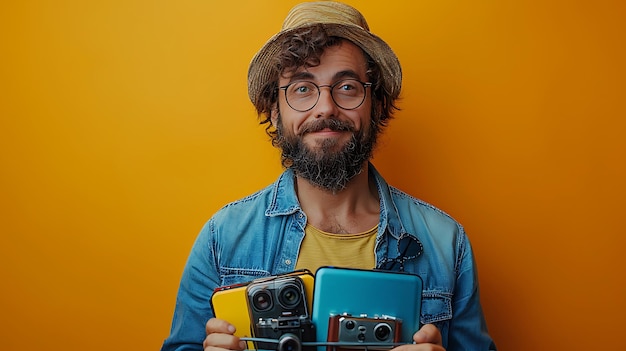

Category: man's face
[272, 40, 377, 192]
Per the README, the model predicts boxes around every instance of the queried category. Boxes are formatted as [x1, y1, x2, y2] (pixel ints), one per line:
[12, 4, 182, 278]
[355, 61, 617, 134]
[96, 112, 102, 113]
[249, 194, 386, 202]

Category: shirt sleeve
[160, 220, 220, 351]
[447, 233, 497, 350]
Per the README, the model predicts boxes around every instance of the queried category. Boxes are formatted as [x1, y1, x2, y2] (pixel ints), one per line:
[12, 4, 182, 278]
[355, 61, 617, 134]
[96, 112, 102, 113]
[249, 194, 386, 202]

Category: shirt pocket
[219, 267, 271, 286]
[420, 290, 453, 338]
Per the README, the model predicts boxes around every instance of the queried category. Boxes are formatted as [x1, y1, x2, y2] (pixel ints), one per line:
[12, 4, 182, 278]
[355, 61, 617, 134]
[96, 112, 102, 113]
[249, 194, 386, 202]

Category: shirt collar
[265, 163, 407, 238]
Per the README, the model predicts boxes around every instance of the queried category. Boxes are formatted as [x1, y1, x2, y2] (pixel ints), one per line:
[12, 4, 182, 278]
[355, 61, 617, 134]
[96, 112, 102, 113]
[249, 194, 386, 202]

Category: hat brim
[247, 23, 402, 109]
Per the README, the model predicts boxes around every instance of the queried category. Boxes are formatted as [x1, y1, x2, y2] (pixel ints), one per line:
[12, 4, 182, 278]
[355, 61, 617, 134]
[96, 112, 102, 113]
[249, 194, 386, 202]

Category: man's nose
[314, 86, 339, 117]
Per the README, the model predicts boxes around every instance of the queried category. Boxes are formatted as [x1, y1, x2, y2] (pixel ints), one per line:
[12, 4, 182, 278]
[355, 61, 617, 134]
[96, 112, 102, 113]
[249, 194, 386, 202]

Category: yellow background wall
[1, 1, 624, 350]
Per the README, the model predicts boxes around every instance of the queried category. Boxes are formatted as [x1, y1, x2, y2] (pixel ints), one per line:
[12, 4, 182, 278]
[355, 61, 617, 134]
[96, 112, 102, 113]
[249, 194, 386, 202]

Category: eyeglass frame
[376, 234, 424, 272]
[278, 79, 373, 112]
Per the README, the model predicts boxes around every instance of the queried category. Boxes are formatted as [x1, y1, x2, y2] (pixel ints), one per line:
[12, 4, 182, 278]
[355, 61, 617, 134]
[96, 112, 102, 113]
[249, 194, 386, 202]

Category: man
[161, 2, 496, 351]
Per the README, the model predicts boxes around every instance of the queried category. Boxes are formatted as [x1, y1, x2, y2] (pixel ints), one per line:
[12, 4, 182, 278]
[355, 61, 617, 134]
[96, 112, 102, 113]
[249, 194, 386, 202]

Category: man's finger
[205, 317, 237, 335]
[413, 324, 443, 345]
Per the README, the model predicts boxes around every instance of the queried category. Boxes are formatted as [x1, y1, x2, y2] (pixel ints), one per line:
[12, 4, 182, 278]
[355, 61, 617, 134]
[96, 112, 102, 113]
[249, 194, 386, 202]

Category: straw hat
[247, 1, 402, 108]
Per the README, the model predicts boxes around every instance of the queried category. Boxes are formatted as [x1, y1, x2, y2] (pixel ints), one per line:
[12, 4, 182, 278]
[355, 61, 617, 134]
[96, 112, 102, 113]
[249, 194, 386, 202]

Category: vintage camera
[255, 316, 316, 351]
[247, 275, 315, 351]
[327, 314, 402, 350]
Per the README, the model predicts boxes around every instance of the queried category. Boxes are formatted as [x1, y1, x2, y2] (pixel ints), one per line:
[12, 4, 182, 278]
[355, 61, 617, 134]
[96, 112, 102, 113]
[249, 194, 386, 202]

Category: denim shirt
[161, 164, 496, 351]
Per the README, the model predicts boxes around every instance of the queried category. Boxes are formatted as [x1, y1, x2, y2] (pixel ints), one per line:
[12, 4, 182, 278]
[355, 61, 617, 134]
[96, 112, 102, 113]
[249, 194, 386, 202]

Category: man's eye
[290, 83, 316, 95]
[338, 82, 356, 91]
[296, 86, 311, 93]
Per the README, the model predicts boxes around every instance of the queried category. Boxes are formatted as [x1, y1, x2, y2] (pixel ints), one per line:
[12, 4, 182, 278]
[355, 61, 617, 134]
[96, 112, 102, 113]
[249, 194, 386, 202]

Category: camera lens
[251, 290, 273, 311]
[278, 284, 301, 309]
[345, 320, 356, 330]
[278, 334, 301, 351]
[373, 323, 392, 341]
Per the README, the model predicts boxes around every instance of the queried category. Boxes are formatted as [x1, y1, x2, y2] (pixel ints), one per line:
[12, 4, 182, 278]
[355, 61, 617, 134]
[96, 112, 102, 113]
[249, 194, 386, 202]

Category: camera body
[327, 314, 402, 350]
[247, 275, 315, 351]
[255, 316, 316, 351]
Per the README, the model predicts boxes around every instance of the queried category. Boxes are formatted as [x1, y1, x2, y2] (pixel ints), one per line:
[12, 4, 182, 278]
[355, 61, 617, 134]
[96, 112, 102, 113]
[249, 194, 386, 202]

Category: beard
[275, 115, 378, 193]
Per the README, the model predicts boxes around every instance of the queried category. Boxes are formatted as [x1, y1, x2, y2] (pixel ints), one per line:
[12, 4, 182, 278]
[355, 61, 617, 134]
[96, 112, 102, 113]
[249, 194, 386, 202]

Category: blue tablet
[311, 267, 422, 350]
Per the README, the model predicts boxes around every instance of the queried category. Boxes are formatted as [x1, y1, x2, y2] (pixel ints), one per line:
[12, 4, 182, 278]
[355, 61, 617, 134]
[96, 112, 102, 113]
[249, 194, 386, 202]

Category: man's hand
[392, 324, 445, 351]
[203, 318, 247, 351]
[203, 319, 442, 351]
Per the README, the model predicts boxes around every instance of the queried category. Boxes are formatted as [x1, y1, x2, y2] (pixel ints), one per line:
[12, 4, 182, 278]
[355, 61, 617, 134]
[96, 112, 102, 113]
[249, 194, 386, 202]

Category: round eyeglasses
[376, 235, 423, 272]
[279, 79, 372, 112]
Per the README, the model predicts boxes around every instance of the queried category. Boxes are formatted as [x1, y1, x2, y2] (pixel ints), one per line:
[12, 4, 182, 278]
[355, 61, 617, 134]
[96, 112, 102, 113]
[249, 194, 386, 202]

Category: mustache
[297, 118, 356, 136]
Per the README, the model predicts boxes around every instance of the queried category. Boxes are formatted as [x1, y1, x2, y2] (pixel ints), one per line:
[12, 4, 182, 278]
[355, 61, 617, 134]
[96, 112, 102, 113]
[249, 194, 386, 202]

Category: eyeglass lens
[376, 235, 423, 272]
[398, 236, 423, 260]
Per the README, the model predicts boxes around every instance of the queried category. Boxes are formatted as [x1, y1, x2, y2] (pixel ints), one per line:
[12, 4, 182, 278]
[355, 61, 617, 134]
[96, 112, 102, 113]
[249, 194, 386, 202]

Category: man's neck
[295, 163, 380, 234]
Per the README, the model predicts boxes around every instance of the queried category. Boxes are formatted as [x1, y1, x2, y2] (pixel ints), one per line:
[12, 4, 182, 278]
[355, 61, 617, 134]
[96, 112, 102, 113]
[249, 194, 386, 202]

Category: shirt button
[285, 259, 292, 265]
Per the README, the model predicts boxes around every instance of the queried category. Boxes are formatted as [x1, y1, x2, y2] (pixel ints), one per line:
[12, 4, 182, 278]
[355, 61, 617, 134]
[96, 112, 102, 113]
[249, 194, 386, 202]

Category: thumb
[413, 324, 443, 345]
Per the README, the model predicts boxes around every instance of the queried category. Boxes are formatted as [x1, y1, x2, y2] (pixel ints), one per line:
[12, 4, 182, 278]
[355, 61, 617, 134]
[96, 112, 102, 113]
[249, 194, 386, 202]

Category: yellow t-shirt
[295, 224, 377, 273]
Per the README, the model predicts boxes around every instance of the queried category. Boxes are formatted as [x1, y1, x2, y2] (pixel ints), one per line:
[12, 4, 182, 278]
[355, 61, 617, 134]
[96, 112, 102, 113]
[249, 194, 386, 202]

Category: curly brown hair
[253, 24, 399, 145]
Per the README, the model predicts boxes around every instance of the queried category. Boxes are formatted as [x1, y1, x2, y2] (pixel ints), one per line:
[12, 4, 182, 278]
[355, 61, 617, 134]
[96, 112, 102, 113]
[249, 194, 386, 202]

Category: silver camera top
[332, 313, 402, 345]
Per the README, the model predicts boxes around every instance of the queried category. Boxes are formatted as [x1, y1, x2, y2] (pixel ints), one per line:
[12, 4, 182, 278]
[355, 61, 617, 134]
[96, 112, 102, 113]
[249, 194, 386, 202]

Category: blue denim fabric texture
[160, 164, 496, 350]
